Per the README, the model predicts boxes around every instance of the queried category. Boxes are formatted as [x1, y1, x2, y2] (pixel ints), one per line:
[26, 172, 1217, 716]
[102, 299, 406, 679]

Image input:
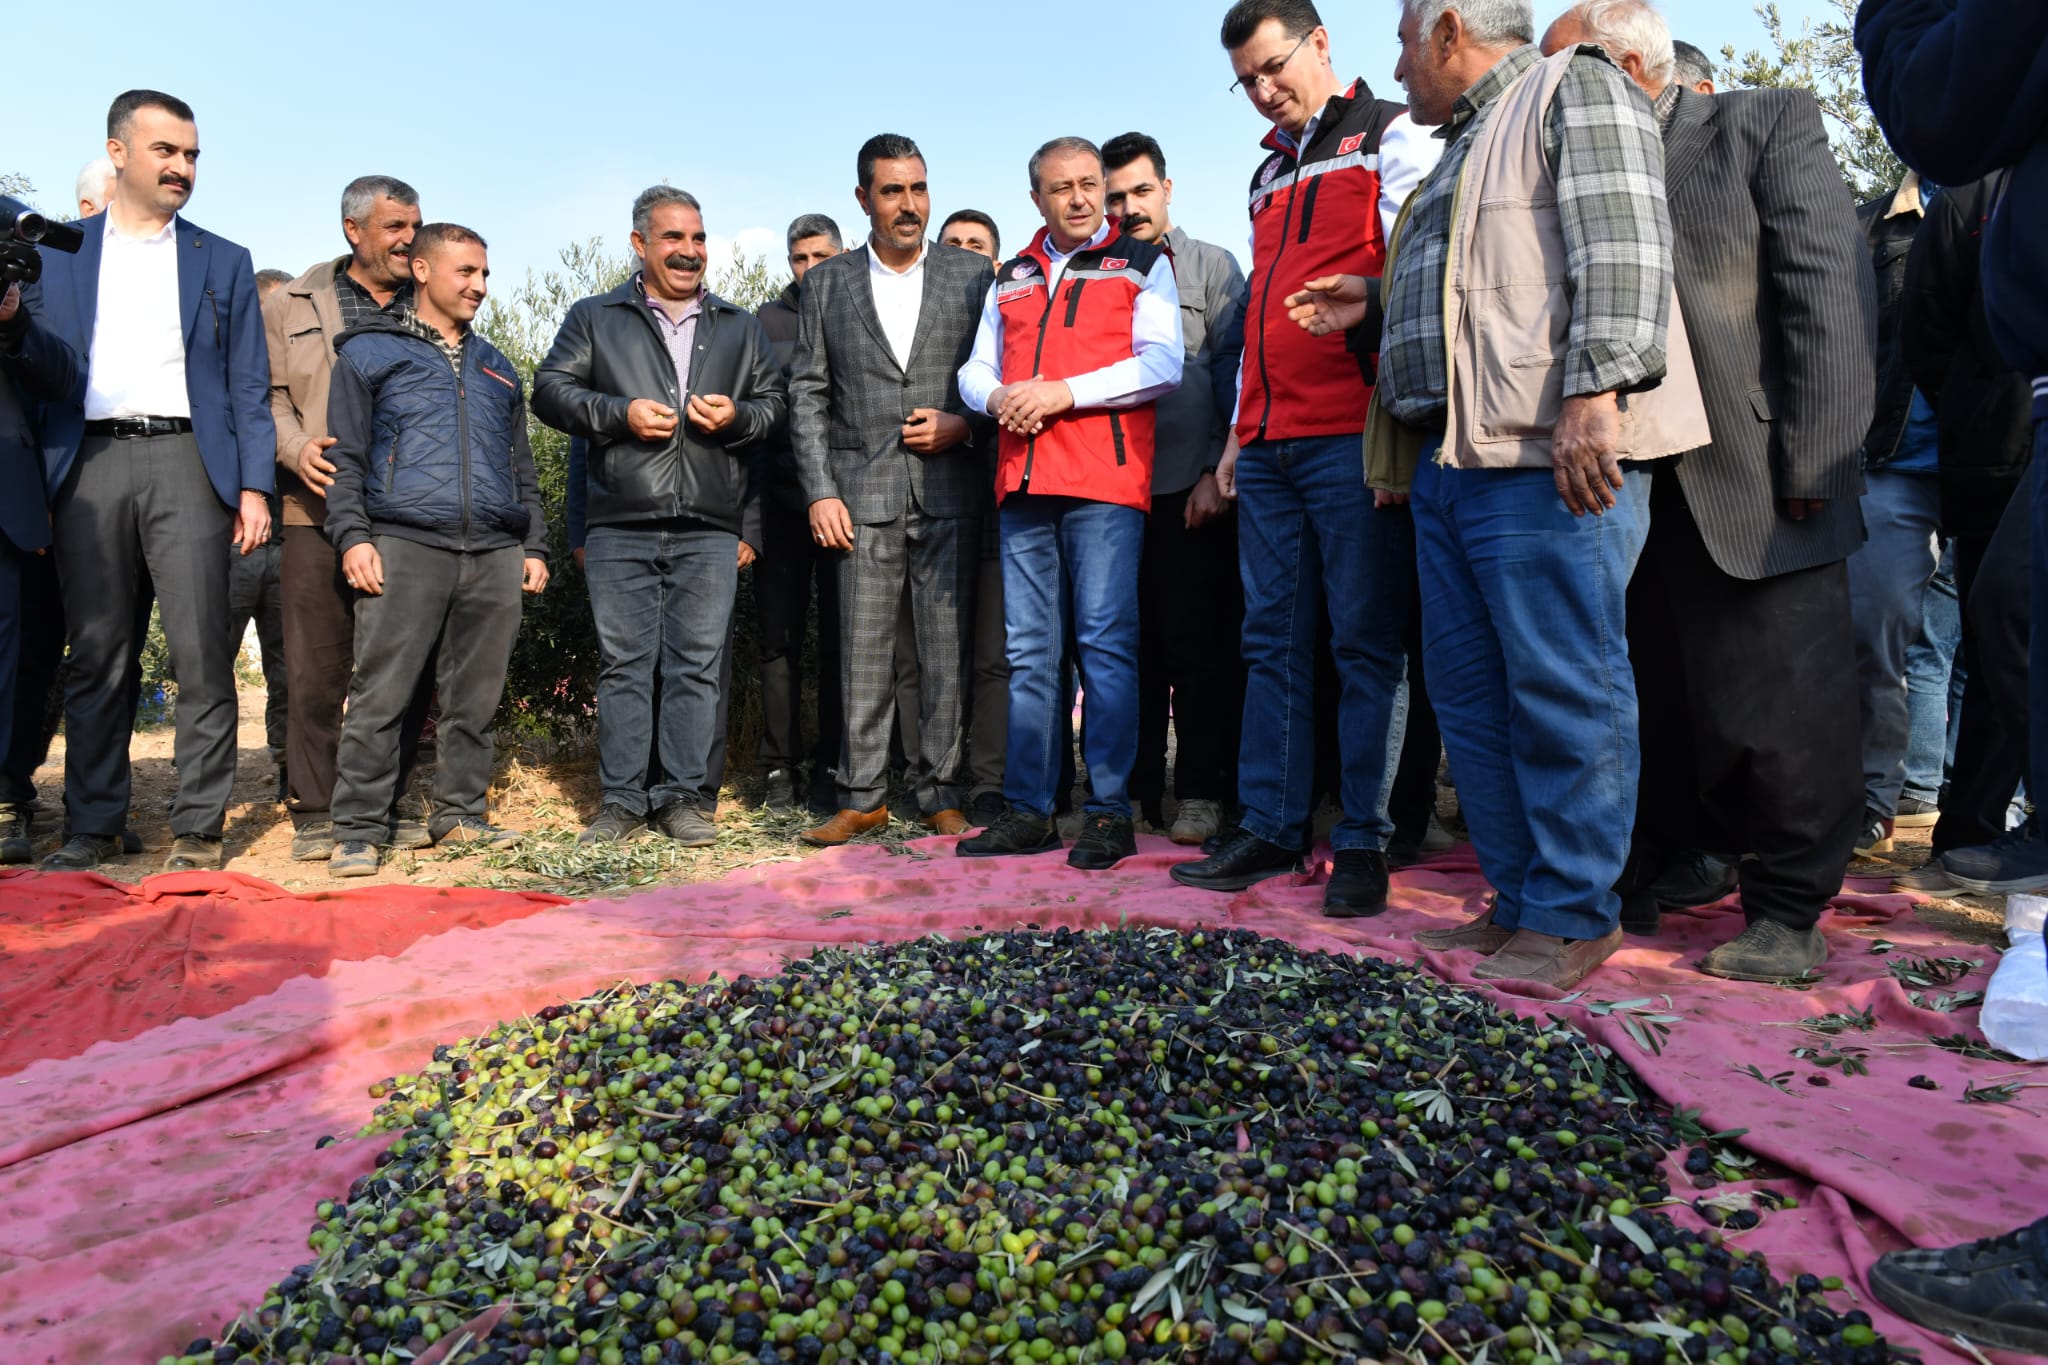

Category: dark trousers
[0, 539, 23, 769]
[970, 551, 1008, 798]
[332, 538, 522, 844]
[0, 548, 68, 808]
[1626, 469, 1862, 932]
[280, 525, 430, 826]
[585, 522, 736, 816]
[52, 430, 238, 839]
[1937, 509, 2024, 853]
[1390, 607, 1443, 848]
[837, 506, 973, 814]
[1135, 486, 1245, 814]
[755, 498, 842, 781]
[227, 537, 288, 766]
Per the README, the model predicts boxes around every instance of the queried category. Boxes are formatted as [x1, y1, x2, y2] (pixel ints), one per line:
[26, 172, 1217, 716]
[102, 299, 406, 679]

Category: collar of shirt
[1161, 225, 1187, 261]
[1043, 220, 1113, 265]
[635, 272, 705, 325]
[103, 212, 176, 247]
[1886, 170, 1927, 220]
[1436, 44, 1542, 140]
[868, 238, 927, 278]
[1653, 80, 1682, 129]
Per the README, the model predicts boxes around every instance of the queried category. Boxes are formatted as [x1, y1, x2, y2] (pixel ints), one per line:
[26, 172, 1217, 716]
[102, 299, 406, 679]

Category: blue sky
[10, 1, 1842, 292]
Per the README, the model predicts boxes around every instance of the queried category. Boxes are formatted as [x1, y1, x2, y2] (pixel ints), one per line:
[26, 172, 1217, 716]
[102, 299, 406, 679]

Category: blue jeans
[1848, 470, 1949, 815]
[1235, 434, 1413, 852]
[585, 522, 737, 815]
[1000, 494, 1143, 819]
[1412, 456, 1651, 940]
[1904, 542, 1963, 801]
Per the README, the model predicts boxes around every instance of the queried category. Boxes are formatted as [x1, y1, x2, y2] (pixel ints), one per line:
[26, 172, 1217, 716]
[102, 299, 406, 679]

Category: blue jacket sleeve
[566, 436, 588, 552]
[226, 248, 278, 495]
[1857, 0, 2048, 184]
[322, 352, 376, 555]
[0, 282, 84, 407]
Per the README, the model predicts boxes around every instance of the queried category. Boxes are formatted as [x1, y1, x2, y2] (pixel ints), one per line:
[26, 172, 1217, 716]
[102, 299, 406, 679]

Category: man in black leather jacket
[533, 186, 786, 848]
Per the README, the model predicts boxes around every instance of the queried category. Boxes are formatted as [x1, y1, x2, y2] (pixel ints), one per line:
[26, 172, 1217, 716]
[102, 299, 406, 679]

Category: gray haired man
[535, 187, 788, 847]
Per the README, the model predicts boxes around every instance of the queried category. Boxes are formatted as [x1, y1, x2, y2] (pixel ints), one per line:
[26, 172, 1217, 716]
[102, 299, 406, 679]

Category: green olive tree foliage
[1719, 0, 1906, 200]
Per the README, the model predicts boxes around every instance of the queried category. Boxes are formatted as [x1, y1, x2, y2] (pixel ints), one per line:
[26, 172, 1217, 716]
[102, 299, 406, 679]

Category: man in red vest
[955, 137, 1184, 871]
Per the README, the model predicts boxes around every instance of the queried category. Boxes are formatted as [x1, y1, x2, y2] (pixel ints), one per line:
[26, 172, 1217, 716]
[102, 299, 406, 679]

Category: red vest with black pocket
[1238, 79, 1406, 445]
[993, 223, 1164, 514]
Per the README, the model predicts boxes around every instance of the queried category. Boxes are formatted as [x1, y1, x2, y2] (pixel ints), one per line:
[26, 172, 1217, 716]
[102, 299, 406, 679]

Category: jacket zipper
[448, 342, 472, 551]
[1296, 177, 1324, 245]
[1063, 278, 1087, 327]
[635, 298, 694, 519]
[1253, 147, 1306, 442]
[1020, 262, 1068, 492]
[383, 434, 398, 493]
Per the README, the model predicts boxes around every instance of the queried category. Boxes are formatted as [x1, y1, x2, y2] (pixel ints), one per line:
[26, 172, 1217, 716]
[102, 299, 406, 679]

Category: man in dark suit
[1544, 4, 1877, 981]
[0, 214, 83, 865]
[30, 89, 278, 873]
[788, 134, 994, 846]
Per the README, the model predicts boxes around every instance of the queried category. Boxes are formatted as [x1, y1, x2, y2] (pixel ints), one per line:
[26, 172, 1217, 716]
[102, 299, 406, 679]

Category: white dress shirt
[867, 239, 927, 370]
[84, 214, 190, 421]
[957, 221, 1184, 416]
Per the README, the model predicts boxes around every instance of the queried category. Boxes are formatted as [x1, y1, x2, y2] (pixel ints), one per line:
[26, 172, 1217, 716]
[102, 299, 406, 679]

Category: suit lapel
[1661, 87, 1720, 192]
[71, 212, 106, 354]
[904, 241, 949, 370]
[175, 217, 208, 344]
[845, 244, 898, 371]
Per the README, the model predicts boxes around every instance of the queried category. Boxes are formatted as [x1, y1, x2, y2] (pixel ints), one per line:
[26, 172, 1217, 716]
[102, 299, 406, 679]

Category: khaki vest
[1439, 47, 1711, 471]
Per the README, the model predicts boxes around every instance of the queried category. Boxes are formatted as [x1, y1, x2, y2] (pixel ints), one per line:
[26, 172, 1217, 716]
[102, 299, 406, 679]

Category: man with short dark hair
[32, 89, 277, 873]
[753, 213, 846, 814]
[1102, 131, 1248, 848]
[956, 136, 1183, 871]
[325, 223, 550, 877]
[263, 175, 433, 861]
[940, 211, 1000, 261]
[535, 188, 786, 848]
[789, 134, 994, 845]
[1671, 38, 1716, 93]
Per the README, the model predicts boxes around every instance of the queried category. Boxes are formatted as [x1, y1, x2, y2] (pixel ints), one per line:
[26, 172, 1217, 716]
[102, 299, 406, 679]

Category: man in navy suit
[32, 89, 276, 873]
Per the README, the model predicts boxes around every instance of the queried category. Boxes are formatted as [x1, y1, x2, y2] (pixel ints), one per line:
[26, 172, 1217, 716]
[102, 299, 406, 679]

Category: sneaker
[388, 793, 432, 850]
[958, 808, 1062, 859]
[1894, 795, 1942, 829]
[0, 803, 30, 866]
[1699, 919, 1829, 983]
[651, 803, 718, 848]
[1855, 812, 1896, 856]
[1868, 1214, 2048, 1356]
[1170, 829, 1303, 892]
[1169, 799, 1223, 847]
[1646, 849, 1740, 909]
[41, 832, 122, 871]
[329, 840, 380, 878]
[164, 834, 224, 872]
[1894, 859, 1962, 895]
[1200, 824, 1248, 857]
[762, 769, 798, 813]
[968, 790, 1008, 827]
[1324, 849, 1390, 919]
[1069, 813, 1137, 871]
[1945, 830, 2048, 895]
[432, 816, 522, 850]
[290, 821, 338, 863]
[578, 804, 648, 847]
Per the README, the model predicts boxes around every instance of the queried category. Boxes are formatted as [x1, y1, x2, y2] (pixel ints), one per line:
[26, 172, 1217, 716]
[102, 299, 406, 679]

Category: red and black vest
[992, 221, 1165, 514]
[1239, 79, 1406, 445]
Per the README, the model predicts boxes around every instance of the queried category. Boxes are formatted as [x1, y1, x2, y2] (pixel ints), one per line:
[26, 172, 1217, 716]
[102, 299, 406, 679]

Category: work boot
[1699, 919, 1828, 983]
[1171, 829, 1301, 892]
[1868, 1214, 2048, 1356]
[1169, 799, 1222, 847]
[1323, 849, 1390, 919]
[1415, 907, 1515, 955]
[802, 806, 889, 848]
[1471, 927, 1624, 990]
[652, 803, 718, 848]
[958, 808, 1062, 859]
[762, 769, 798, 813]
[329, 841, 380, 878]
[0, 803, 30, 865]
[1069, 813, 1137, 871]
[578, 804, 647, 846]
[164, 835, 224, 872]
[290, 821, 337, 863]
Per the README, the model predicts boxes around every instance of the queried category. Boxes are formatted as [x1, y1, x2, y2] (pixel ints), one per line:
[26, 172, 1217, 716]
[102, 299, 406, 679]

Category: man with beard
[263, 176, 434, 860]
[31, 89, 277, 873]
[789, 134, 995, 845]
[536, 188, 786, 847]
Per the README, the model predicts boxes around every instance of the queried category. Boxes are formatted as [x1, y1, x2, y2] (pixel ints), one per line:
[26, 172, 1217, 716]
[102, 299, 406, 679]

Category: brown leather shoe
[924, 809, 971, 837]
[1470, 927, 1624, 990]
[1415, 907, 1515, 955]
[802, 806, 889, 847]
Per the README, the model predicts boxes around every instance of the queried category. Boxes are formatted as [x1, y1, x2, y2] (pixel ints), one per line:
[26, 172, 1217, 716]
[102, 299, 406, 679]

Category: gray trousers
[838, 506, 973, 814]
[52, 430, 237, 839]
[227, 536, 288, 766]
[332, 537, 523, 844]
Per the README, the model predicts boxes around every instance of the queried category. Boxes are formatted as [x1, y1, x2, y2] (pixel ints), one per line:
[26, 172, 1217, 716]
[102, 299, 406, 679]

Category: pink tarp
[1, 838, 2043, 1363]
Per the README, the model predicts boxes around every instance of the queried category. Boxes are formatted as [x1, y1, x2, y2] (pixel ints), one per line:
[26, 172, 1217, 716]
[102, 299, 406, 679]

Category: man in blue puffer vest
[322, 222, 550, 877]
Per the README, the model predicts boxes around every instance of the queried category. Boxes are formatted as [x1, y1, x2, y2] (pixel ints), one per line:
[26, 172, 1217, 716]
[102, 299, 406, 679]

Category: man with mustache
[788, 135, 995, 845]
[263, 176, 435, 862]
[535, 187, 786, 847]
[324, 224, 550, 876]
[29, 89, 278, 872]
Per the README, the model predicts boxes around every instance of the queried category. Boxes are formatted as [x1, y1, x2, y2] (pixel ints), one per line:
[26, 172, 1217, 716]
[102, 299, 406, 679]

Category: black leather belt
[85, 416, 194, 438]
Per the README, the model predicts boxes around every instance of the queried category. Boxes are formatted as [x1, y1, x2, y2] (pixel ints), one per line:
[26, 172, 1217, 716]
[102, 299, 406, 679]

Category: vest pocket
[1469, 283, 1569, 444]
[1296, 177, 1323, 245]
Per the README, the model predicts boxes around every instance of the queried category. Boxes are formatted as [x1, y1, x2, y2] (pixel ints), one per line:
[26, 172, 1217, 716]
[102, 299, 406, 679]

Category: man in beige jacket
[262, 175, 433, 861]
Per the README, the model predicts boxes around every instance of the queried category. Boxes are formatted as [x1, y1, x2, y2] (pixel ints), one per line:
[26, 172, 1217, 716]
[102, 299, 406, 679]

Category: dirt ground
[8, 686, 2021, 946]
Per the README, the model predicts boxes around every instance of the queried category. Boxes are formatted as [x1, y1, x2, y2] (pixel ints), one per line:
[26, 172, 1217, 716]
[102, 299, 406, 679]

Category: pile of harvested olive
[175, 927, 1893, 1364]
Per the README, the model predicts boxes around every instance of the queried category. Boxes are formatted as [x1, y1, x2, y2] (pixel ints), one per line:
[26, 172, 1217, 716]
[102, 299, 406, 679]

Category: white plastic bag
[1980, 894, 2048, 1061]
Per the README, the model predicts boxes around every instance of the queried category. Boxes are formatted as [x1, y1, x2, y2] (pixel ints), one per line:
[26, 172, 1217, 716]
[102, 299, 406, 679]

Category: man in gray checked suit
[1544, 2, 1878, 983]
[789, 134, 995, 845]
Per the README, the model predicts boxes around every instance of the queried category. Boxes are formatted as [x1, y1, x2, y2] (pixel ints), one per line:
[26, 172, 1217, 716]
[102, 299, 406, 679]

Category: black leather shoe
[578, 803, 648, 846]
[1200, 824, 1248, 857]
[0, 803, 30, 865]
[1647, 849, 1739, 908]
[968, 790, 1008, 826]
[958, 808, 1061, 858]
[41, 833, 123, 871]
[1323, 849, 1390, 918]
[762, 769, 798, 813]
[1171, 830, 1303, 892]
[1069, 813, 1136, 871]
[164, 834, 224, 872]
